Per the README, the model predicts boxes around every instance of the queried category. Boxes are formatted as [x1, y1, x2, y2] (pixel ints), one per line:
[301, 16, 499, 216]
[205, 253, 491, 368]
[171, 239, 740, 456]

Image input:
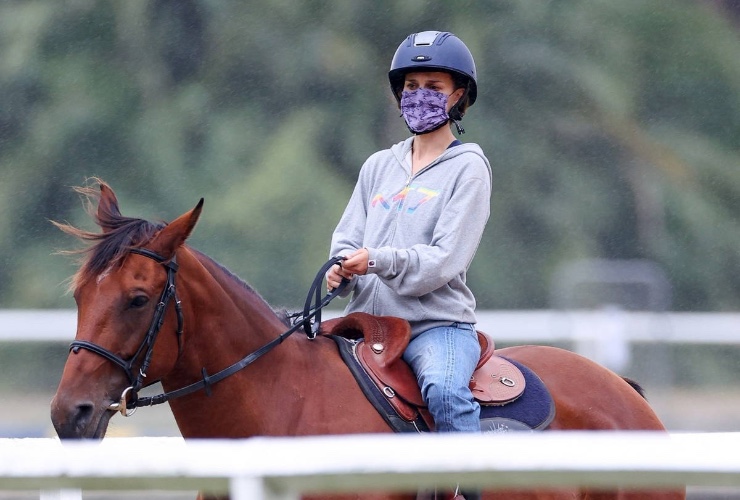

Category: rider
[327, 30, 491, 499]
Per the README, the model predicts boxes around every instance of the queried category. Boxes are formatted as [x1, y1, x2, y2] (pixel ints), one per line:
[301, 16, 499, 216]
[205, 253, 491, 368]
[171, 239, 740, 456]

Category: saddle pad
[478, 357, 555, 431]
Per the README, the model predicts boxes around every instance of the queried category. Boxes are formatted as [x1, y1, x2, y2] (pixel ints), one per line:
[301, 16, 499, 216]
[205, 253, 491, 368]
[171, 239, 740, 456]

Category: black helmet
[389, 31, 478, 116]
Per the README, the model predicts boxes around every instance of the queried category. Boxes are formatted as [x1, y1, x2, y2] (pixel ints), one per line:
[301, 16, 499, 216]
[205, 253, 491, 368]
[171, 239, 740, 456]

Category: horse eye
[130, 295, 149, 309]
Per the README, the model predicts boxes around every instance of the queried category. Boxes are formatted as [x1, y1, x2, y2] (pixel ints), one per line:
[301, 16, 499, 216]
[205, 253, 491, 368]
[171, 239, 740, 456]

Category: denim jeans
[402, 323, 481, 432]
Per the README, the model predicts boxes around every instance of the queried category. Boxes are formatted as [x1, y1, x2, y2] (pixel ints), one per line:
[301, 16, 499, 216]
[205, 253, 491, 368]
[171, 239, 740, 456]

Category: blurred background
[1, 0, 740, 463]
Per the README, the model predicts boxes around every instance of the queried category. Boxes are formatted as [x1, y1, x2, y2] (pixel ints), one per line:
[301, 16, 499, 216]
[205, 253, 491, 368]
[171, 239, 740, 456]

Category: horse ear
[149, 199, 204, 259]
[97, 182, 122, 234]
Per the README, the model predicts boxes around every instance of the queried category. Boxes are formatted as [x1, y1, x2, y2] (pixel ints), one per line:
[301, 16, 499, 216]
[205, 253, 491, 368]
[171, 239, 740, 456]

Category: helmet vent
[413, 31, 440, 47]
[412, 55, 432, 62]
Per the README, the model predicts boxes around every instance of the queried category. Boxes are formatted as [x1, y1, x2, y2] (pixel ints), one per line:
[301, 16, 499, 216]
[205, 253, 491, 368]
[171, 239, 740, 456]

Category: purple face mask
[400, 88, 450, 134]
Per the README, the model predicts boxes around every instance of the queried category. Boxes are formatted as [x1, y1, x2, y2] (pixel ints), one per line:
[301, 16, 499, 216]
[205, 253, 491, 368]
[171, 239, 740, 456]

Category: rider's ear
[97, 182, 122, 234]
[149, 199, 204, 259]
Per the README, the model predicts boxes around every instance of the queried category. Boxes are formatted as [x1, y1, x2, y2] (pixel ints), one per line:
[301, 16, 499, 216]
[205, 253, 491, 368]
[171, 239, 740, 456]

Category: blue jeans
[402, 323, 481, 433]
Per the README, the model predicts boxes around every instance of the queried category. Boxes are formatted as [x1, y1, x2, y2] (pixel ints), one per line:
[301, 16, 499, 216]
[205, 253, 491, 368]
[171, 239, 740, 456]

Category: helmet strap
[447, 85, 469, 134]
[451, 118, 465, 135]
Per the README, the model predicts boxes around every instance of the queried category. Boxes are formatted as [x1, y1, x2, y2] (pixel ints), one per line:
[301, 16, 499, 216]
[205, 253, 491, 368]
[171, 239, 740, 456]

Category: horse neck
[163, 248, 302, 434]
[181, 247, 287, 335]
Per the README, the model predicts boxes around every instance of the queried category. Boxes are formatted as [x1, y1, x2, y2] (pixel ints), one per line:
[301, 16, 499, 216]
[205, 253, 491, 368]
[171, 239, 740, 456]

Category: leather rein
[69, 249, 346, 416]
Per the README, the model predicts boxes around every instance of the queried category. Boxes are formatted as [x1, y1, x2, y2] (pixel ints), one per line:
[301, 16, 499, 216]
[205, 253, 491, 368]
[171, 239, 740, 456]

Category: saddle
[320, 312, 526, 431]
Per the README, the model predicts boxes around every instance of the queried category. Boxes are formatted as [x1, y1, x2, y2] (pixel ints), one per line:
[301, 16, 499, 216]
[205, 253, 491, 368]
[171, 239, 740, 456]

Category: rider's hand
[327, 261, 352, 291]
[326, 249, 370, 291]
[342, 248, 370, 276]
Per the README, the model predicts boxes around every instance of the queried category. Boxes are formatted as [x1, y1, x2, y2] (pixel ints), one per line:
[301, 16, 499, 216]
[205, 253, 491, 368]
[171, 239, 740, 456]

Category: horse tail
[622, 377, 647, 400]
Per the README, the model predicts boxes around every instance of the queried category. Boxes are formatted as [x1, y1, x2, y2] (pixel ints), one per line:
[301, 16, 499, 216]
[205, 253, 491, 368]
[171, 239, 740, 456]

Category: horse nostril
[74, 402, 94, 427]
[61, 401, 95, 439]
[51, 399, 97, 439]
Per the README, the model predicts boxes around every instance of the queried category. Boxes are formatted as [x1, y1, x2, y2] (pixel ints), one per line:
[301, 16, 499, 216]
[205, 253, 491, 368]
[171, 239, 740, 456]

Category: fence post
[230, 475, 299, 500]
[40, 490, 82, 500]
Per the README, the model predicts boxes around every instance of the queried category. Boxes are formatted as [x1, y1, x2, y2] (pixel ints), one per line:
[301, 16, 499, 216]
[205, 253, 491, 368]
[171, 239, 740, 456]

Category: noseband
[69, 248, 183, 416]
[69, 249, 345, 417]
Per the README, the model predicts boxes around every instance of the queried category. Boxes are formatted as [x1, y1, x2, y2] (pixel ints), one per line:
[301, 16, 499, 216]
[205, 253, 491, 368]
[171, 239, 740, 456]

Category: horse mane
[53, 183, 166, 292]
[56, 180, 295, 326]
[622, 377, 648, 400]
[186, 247, 293, 325]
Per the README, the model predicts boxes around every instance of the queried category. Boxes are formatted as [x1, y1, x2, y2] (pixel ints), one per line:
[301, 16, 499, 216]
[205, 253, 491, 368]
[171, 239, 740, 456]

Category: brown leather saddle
[320, 312, 526, 431]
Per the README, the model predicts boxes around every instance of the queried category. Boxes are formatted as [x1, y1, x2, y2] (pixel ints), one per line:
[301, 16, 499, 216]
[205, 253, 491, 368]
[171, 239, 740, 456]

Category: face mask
[400, 88, 450, 134]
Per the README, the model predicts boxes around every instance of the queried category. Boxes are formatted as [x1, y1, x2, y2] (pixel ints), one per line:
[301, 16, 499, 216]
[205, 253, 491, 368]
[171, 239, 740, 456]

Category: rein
[69, 249, 346, 416]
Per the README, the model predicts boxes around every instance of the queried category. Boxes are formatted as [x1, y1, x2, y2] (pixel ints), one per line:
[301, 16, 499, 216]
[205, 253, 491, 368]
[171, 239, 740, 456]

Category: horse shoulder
[286, 335, 394, 434]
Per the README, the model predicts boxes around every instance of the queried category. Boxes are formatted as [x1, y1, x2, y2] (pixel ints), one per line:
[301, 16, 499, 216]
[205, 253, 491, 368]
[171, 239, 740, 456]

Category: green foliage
[1, 0, 740, 313]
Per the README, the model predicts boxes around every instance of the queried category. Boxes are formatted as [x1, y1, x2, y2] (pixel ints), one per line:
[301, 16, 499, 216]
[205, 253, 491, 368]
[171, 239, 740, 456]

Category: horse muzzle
[50, 395, 114, 440]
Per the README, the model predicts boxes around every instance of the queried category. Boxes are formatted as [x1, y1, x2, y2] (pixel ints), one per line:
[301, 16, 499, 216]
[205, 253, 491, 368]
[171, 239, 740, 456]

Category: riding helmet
[388, 31, 477, 119]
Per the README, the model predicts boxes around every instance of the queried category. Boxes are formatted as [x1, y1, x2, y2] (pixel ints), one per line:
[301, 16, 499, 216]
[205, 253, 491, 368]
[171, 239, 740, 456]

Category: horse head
[50, 180, 203, 439]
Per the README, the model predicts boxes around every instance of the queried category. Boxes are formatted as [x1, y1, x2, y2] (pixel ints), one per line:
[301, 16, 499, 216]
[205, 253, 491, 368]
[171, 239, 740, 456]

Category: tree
[1, 0, 739, 312]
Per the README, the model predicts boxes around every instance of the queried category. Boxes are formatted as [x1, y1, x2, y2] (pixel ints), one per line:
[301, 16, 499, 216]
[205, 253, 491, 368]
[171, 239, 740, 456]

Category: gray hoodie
[330, 136, 492, 337]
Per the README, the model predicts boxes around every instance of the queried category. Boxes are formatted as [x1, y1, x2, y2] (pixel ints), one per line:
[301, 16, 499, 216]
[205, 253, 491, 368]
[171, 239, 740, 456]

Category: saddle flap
[329, 312, 426, 416]
[470, 355, 526, 405]
[357, 340, 426, 408]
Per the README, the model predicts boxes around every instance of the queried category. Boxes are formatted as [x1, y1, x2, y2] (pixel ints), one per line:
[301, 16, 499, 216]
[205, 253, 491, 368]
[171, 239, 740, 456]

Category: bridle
[69, 248, 346, 416]
[69, 247, 183, 416]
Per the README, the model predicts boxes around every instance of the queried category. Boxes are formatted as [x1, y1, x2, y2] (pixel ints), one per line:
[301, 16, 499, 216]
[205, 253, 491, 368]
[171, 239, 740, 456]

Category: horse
[50, 180, 685, 500]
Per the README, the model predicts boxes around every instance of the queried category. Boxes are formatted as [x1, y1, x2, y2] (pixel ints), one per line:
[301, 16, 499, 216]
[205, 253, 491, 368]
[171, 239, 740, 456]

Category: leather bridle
[69, 248, 346, 416]
[69, 247, 183, 416]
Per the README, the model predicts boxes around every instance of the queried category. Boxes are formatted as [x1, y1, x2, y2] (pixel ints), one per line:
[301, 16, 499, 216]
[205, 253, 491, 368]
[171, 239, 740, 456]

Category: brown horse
[50, 181, 684, 500]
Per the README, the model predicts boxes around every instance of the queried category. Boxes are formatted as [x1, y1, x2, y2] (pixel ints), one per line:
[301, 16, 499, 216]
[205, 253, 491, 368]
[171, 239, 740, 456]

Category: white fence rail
[3, 308, 740, 344]
[2, 433, 739, 499]
[4, 308, 739, 371]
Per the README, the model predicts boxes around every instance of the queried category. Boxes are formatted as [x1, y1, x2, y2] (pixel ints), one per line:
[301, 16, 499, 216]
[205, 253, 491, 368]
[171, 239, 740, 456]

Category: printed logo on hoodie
[371, 183, 441, 214]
